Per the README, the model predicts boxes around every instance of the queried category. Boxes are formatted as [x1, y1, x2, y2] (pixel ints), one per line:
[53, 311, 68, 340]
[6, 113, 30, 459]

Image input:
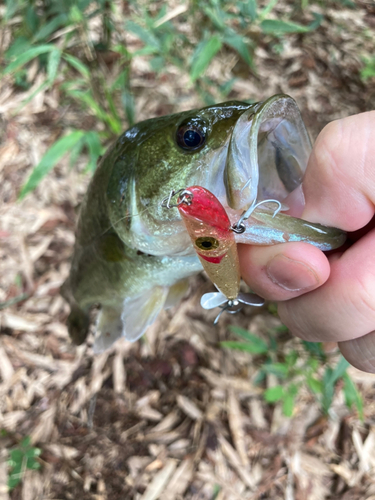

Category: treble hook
[201, 291, 265, 324]
[231, 198, 282, 234]
[213, 301, 243, 324]
[161, 189, 193, 209]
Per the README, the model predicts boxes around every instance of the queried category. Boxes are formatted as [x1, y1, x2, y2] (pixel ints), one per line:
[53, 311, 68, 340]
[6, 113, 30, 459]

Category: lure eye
[176, 118, 207, 151]
[195, 236, 219, 250]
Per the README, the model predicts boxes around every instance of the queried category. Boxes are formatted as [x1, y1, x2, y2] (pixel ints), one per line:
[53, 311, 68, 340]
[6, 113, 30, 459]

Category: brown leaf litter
[1, 1, 375, 499]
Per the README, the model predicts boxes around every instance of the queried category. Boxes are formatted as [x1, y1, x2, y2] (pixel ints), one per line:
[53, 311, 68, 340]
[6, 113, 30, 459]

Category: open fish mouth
[221, 96, 346, 251]
[224, 94, 312, 211]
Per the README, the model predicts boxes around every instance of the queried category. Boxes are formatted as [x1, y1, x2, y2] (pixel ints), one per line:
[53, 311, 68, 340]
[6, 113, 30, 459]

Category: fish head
[106, 95, 311, 256]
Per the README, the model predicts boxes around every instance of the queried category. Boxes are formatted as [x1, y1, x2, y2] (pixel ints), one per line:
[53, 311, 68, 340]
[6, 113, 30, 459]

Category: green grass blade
[68, 91, 121, 134]
[330, 356, 350, 384]
[321, 358, 349, 414]
[309, 13, 323, 30]
[104, 90, 121, 126]
[3, 45, 55, 75]
[5, 37, 31, 60]
[5, 0, 20, 20]
[84, 131, 103, 171]
[202, 6, 227, 30]
[220, 340, 268, 354]
[19, 131, 85, 199]
[260, 19, 311, 35]
[239, 0, 257, 21]
[47, 48, 62, 82]
[306, 375, 323, 394]
[321, 367, 335, 414]
[262, 362, 288, 378]
[126, 20, 161, 51]
[190, 36, 222, 82]
[224, 33, 253, 67]
[259, 0, 278, 19]
[69, 136, 85, 168]
[122, 90, 136, 127]
[32, 13, 68, 42]
[302, 340, 326, 360]
[228, 325, 269, 353]
[343, 372, 364, 420]
[63, 53, 91, 79]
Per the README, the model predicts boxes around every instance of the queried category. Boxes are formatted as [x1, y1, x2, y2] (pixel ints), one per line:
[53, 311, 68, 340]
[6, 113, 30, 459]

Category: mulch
[1, 2, 375, 498]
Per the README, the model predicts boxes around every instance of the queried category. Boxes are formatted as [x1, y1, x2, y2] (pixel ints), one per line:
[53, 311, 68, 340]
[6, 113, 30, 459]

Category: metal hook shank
[232, 198, 282, 232]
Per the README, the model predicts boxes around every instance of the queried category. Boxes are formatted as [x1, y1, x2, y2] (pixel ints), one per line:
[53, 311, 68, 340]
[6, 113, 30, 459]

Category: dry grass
[1, 2, 375, 499]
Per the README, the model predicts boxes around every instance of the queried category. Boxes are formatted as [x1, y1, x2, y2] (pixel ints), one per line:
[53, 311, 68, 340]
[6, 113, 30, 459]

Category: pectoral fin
[121, 286, 169, 342]
[94, 306, 124, 353]
[94, 286, 169, 352]
[164, 279, 189, 309]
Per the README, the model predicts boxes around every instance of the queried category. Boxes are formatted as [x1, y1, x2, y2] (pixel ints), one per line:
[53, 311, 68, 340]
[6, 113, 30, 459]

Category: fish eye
[195, 236, 219, 250]
[176, 118, 207, 151]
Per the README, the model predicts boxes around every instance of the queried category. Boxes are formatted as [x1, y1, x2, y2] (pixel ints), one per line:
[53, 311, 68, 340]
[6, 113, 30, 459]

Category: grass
[221, 324, 364, 419]
[0, 0, 328, 196]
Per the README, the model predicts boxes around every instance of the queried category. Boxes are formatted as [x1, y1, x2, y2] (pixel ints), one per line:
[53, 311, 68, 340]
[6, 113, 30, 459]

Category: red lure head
[178, 186, 231, 233]
[178, 186, 234, 263]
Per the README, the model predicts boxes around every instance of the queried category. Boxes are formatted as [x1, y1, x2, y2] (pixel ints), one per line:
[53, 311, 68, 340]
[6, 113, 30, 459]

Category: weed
[361, 56, 375, 82]
[221, 325, 364, 419]
[7, 436, 41, 490]
[19, 130, 103, 199]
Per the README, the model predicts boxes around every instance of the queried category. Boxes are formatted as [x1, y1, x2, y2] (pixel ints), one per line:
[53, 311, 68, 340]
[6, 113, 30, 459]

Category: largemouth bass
[62, 95, 346, 352]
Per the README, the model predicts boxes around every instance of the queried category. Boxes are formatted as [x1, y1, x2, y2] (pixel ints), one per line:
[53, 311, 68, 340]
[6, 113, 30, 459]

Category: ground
[1, 2, 375, 499]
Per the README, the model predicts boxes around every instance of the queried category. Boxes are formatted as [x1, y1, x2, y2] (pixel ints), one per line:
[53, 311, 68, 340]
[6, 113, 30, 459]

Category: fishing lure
[176, 186, 265, 322]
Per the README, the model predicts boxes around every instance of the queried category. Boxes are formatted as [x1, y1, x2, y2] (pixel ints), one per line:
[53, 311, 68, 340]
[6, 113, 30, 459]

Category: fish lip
[224, 104, 258, 211]
[224, 94, 312, 211]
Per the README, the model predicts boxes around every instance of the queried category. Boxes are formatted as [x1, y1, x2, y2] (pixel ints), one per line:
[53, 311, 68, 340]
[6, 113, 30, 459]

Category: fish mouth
[224, 94, 312, 211]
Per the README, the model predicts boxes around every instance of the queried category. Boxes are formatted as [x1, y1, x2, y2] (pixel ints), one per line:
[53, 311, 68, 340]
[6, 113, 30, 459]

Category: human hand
[238, 111, 375, 372]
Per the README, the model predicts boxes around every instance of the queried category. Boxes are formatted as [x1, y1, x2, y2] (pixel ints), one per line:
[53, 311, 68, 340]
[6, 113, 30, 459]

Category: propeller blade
[237, 292, 265, 307]
[201, 292, 228, 309]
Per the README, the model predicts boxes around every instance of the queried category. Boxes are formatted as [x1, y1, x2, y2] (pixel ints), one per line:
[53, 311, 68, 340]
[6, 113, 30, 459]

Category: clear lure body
[178, 186, 241, 300]
[177, 186, 264, 318]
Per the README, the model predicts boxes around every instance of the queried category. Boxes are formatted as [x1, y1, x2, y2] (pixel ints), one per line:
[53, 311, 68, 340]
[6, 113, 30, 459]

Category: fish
[61, 94, 346, 352]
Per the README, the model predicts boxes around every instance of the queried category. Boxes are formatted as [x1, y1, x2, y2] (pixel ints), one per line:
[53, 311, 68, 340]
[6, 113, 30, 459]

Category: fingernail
[266, 254, 319, 292]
